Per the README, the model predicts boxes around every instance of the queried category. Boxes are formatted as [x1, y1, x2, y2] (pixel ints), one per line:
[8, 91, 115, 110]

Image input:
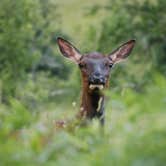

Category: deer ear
[108, 40, 136, 63]
[57, 37, 82, 64]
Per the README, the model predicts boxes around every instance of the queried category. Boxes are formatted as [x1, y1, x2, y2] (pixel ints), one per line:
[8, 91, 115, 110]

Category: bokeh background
[0, 0, 166, 165]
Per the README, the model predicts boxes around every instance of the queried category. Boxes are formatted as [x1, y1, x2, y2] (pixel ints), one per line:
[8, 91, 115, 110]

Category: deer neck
[79, 86, 104, 119]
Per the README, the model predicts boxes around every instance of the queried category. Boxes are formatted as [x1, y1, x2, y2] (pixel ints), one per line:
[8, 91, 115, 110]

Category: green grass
[0, 74, 165, 166]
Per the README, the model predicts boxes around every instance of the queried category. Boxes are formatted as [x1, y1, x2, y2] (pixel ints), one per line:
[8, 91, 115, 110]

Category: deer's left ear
[108, 40, 136, 63]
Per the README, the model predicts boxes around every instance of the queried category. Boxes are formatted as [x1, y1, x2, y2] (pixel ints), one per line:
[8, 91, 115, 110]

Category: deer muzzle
[88, 74, 106, 90]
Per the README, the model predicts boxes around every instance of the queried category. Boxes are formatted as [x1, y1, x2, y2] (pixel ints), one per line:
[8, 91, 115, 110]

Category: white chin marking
[89, 84, 104, 90]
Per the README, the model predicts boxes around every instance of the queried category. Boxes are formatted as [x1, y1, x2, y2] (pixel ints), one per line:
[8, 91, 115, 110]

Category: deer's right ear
[57, 37, 82, 64]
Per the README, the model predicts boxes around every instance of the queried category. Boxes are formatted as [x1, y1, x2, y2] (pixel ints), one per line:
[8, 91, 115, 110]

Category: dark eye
[105, 62, 113, 68]
[79, 63, 86, 68]
[109, 63, 113, 68]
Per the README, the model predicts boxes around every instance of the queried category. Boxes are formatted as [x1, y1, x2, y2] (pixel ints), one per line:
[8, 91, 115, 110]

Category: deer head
[57, 37, 135, 92]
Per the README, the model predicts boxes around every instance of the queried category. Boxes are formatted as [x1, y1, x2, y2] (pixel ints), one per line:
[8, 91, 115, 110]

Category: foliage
[0, 0, 165, 165]
[0, 0, 39, 99]
[0, 74, 166, 166]
[0, 0, 69, 100]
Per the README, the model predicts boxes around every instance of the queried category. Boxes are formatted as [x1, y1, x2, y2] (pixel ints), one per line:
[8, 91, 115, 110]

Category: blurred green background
[0, 0, 166, 165]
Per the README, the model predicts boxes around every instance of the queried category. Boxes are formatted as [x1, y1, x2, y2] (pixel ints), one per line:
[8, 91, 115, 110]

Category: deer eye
[109, 63, 113, 68]
[105, 62, 113, 68]
[79, 63, 86, 68]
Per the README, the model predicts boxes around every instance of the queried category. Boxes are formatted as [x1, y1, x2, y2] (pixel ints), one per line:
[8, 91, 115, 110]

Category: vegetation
[0, 0, 165, 165]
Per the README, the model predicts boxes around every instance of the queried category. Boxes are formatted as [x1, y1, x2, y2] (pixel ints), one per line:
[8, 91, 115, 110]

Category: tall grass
[0, 74, 165, 166]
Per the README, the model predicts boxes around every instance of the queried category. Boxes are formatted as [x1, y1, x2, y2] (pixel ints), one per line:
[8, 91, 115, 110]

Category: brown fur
[57, 37, 135, 126]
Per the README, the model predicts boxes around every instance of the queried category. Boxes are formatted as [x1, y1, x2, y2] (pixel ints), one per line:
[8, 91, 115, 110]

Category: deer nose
[89, 74, 106, 84]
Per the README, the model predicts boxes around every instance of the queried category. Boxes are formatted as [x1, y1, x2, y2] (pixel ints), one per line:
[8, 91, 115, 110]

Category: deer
[57, 37, 135, 126]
